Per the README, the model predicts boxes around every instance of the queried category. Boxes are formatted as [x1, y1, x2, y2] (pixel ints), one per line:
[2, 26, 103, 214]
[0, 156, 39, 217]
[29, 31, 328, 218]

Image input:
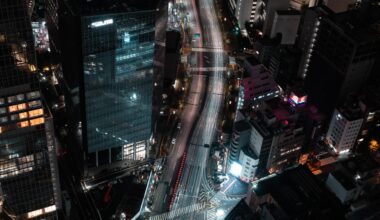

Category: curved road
[171, 0, 225, 218]
[150, 0, 207, 213]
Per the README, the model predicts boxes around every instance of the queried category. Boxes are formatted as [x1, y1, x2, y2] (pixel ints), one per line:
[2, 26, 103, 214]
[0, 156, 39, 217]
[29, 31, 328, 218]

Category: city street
[166, 0, 235, 219]
[146, 0, 246, 219]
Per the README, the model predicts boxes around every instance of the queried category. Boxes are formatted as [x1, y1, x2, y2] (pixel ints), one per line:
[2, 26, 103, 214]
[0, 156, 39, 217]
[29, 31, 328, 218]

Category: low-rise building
[238, 146, 259, 182]
[240, 57, 281, 109]
[250, 98, 304, 176]
[326, 101, 364, 154]
[246, 166, 345, 219]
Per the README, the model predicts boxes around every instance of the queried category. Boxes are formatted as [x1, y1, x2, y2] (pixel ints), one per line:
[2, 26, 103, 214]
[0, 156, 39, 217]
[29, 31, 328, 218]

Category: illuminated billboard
[288, 92, 307, 106]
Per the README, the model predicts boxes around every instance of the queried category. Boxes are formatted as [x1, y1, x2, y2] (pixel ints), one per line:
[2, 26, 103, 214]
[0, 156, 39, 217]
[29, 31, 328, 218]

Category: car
[171, 138, 176, 145]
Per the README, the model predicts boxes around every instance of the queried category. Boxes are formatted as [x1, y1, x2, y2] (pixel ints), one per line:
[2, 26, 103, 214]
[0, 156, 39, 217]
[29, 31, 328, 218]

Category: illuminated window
[29, 64, 37, 72]
[27, 209, 43, 218]
[0, 98, 4, 105]
[19, 121, 29, 128]
[0, 107, 5, 114]
[28, 100, 42, 108]
[28, 108, 43, 117]
[7, 96, 17, 103]
[0, 126, 2, 133]
[8, 105, 18, 112]
[44, 205, 57, 213]
[26, 91, 40, 99]
[30, 117, 44, 126]
[19, 112, 28, 119]
[16, 94, 25, 101]
[17, 103, 26, 110]
[0, 116, 7, 123]
[0, 34, 5, 43]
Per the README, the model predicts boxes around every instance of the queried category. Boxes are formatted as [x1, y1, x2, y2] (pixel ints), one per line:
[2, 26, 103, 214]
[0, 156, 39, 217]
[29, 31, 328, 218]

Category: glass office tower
[81, 11, 155, 167]
[0, 0, 61, 219]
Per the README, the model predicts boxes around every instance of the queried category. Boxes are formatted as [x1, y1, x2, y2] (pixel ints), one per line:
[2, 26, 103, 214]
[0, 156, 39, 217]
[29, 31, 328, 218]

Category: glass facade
[0, 0, 37, 88]
[81, 11, 155, 165]
[0, 91, 60, 219]
[0, 1, 60, 218]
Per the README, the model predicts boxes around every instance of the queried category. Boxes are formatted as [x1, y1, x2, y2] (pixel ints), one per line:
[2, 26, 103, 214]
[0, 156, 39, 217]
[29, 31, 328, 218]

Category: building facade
[270, 10, 300, 45]
[0, 1, 61, 218]
[81, 12, 155, 167]
[326, 106, 363, 154]
[0, 90, 61, 219]
[262, 0, 290, 36]
[228, 120, 252, 166]
[231, 0, 260, 29]
[241, 59, 281, 109]
[303, 7, 380, 115]
[250, 98, 304, 175]
[59, 1, 157, 176]
[238, 146, 259, 182]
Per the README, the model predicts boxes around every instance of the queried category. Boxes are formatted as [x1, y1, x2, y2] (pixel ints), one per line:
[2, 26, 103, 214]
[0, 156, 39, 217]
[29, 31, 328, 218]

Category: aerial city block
[1, 0, 380, 219]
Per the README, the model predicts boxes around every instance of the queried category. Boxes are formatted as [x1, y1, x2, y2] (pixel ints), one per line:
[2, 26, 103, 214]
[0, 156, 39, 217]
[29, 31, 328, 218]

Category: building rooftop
[338, 100, 364, 121]
[249, 98, 301, 138]
[360, 85, 380, 112]
[276, 10, 300, 16]
[330, 170, 356, 190]
[64, 0, 159, 16]
[244, 56, 260, 67]
[253, 166, 345, 219]
[328, 6, 380, 43]
[234, 120, 251, 133]
[225, 199, 257, 220]
[241, 146, 259, 160]
[339, 154, 379, 177]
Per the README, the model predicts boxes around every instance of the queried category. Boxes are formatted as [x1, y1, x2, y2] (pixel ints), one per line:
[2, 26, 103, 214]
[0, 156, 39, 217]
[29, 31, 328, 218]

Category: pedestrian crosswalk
[148, 202, 215, 220]
[191, 47, 224, 53]
[190, 67, 227, 72]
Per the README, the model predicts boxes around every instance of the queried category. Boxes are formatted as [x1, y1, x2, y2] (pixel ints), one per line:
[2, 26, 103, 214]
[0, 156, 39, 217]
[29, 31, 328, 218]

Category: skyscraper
[0, 0, 61, 219]
[302, 6, 380, 115]
[59, 0, 157, 177]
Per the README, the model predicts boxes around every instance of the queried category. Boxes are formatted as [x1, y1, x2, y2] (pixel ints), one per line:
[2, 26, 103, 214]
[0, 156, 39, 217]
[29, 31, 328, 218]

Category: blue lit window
[124, 32, 130, 43]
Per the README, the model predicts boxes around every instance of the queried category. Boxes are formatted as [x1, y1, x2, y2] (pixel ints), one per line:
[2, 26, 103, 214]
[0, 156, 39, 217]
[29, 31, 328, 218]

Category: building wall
[0, 90, 60, 219]
[323, 0, 356, 13]
[235, 0, 259, 29]
[0, 0, 37, 88]
[304, 12, 380, 114]
[325, 173, 356, 204]
[290, 0, 318, 11]
[327, 109, 363, 153]
[229, 121, 252, 164]
[250, 121, 273, 176]
[250, 126, 264, 156]
[262, 0, 290, 36]
[266, 127, 303, 172]
[0, 1, 60, 218]
[270, 12, 300, 45]
[241, 64, 280, 108]
[239, 150, 259, 182]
